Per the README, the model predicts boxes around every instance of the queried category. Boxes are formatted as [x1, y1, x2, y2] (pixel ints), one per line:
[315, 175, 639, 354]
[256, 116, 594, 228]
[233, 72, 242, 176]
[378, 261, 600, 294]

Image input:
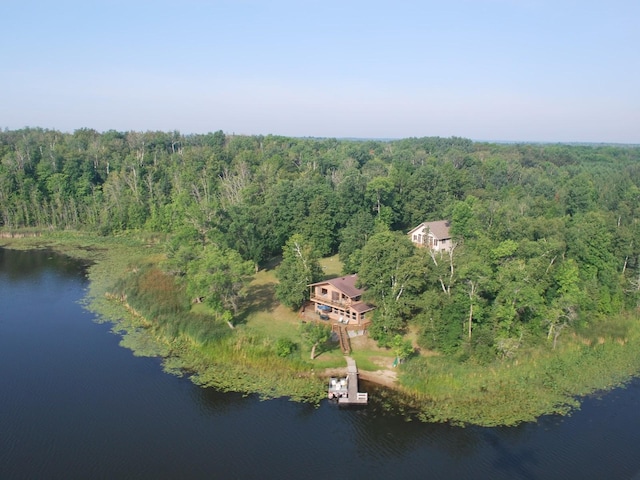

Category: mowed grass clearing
[241, 255, 355, 368]
[242, 254, 344, 338]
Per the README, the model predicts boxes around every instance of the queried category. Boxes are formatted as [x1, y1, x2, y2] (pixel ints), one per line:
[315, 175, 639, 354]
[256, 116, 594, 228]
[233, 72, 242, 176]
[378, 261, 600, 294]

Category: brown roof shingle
[309, 274, 363, 299]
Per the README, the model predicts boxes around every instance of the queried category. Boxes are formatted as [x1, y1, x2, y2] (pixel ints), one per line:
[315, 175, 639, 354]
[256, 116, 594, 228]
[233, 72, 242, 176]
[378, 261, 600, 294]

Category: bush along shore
[2, 232, 640, 426]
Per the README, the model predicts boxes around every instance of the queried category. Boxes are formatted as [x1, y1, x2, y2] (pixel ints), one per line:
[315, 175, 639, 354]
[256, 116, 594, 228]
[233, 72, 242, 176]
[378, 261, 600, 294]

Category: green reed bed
[400, 316, 640, 426]
[104, 260, 327, 402]
[173, 334, 327, 402]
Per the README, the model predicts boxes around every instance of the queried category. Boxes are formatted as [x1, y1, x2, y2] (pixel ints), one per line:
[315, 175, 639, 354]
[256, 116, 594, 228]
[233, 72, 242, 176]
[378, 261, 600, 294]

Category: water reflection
[191, 384, 254, 415]
[481, 429, 539, 480]
[0, 247, 89, 280]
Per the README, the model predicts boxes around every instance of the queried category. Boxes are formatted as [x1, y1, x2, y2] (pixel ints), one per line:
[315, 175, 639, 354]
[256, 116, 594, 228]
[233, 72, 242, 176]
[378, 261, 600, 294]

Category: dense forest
[2, 127, 640, 366]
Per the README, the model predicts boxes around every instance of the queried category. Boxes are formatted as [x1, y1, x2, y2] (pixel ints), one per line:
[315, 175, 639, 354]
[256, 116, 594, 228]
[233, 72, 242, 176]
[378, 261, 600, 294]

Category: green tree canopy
[185, 244, 254, 325]
[275, 234, 324, 310]
[300, 322, 332, 359]
[358, 229, 423, 345]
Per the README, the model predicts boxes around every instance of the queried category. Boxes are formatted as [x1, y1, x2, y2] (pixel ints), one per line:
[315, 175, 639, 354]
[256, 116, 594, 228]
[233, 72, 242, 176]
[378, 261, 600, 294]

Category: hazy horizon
[4, 126, 639, 147]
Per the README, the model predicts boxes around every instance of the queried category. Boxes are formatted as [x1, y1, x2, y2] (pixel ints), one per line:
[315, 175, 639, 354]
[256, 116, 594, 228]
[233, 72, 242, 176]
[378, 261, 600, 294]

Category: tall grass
[104, 254, 331, 401]
[400, 313, 640, 426]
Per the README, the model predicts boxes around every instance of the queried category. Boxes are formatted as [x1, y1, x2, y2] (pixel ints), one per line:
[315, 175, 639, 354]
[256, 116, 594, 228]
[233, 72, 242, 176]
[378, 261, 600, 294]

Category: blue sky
[2, 0, 638, 142]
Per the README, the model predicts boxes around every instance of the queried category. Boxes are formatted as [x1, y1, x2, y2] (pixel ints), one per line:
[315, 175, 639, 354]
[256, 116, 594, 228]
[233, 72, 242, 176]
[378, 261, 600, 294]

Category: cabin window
[332, 291, 339, 301]
[321, 288, 328, 296]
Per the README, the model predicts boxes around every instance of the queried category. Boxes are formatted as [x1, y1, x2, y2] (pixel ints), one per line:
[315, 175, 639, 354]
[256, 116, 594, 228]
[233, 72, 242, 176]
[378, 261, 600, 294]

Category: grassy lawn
[319, 255, 343, 278]
[240, 263, 300, 338]
[174, 251, 355, 365]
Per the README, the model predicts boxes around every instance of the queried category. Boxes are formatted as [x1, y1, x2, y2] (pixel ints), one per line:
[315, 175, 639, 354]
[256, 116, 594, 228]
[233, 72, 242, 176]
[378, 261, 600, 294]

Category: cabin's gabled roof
[408, 220, 451, 240]
[309, 274, 363, 299]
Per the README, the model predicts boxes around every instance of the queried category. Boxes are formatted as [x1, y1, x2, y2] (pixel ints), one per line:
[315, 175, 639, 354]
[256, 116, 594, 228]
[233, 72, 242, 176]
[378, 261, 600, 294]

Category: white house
[407, 220, 453, 252]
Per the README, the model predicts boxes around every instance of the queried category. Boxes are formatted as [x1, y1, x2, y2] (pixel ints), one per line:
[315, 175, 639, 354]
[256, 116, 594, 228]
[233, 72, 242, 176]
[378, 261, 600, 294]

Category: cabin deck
[298, 302, 371, 333]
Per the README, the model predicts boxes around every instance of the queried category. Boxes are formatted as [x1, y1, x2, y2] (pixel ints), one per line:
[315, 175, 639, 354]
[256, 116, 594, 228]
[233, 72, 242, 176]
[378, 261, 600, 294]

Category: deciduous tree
[185, 244, 254, 327]
[275, 234, 323, 310]
[300, 322, 331, 359]
[358, 229, 422, 344]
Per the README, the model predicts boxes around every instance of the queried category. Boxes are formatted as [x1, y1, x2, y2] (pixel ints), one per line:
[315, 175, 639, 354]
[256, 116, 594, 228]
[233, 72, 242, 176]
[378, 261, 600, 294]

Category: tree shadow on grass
[260, 255, 282, 272]
[324, 338, 343, 356]
[235, 282, 279, 325]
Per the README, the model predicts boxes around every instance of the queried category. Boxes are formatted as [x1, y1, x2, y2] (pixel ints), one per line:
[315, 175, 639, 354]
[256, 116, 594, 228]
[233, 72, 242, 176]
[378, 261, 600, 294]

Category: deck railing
[309, 293, 351, 309]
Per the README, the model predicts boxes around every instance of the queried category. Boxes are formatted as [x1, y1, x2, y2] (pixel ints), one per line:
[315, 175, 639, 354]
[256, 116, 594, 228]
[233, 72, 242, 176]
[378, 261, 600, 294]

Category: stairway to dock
[337, 325, 351, 354]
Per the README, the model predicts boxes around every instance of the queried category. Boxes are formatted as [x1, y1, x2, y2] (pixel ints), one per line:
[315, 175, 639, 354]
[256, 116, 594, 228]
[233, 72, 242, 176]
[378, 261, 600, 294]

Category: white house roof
[408, 220, 451, 239]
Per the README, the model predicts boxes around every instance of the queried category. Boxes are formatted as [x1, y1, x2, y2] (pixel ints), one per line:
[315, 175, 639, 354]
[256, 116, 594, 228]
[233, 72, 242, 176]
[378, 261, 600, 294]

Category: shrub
[275, 338, 297, 357]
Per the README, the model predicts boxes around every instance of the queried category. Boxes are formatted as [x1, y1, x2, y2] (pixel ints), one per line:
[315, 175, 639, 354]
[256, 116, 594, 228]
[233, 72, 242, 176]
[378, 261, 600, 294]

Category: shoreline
[358, 368, 398, 389]
[6, 235, 640, 426]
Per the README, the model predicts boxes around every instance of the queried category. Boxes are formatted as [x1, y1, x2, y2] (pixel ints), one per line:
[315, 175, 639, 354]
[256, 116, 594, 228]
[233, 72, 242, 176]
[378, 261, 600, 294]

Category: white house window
[433, 239, 438, 246]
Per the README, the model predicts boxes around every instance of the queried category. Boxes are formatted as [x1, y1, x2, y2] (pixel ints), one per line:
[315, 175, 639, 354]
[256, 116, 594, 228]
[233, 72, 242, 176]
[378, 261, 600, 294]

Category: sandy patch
[358, 368, 398, 388]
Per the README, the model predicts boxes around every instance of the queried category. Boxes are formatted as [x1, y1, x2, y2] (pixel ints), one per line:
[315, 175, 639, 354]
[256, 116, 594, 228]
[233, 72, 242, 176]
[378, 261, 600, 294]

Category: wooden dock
[328, 357, 368, 405]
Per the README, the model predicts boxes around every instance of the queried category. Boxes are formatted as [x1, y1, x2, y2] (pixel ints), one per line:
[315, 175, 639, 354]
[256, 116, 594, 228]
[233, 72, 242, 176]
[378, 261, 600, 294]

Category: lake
[1, 248, 640, 479]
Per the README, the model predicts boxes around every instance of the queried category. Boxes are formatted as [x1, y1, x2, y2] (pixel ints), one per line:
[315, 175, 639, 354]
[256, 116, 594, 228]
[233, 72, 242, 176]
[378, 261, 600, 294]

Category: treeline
[1, 127, 639, 361]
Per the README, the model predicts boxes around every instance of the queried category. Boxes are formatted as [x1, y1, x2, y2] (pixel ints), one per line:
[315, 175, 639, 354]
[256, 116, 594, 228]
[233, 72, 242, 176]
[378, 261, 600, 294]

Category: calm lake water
[2, 248, 640, 480]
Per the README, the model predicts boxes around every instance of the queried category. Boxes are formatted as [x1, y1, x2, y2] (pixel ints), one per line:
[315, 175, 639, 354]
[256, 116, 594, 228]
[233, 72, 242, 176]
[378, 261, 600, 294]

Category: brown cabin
[308, 274, 375, 326]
